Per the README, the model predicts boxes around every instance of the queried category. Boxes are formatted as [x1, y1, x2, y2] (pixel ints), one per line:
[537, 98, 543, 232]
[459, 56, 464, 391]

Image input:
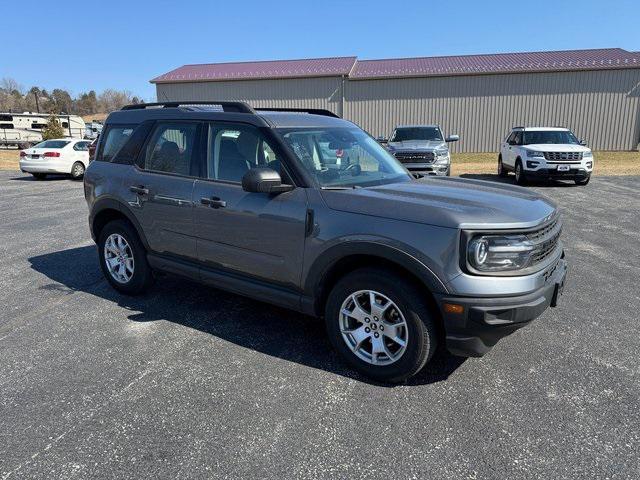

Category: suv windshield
[522, 130, 579, 145]
[390, 127, 443, 142]
[277, 127, 411, 188]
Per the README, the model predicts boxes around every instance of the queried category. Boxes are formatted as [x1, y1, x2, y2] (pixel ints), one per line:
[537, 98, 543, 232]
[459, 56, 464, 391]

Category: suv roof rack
[512, 126, 525, 129]
[254, 107, 340, 118]
[121, 101, 255, 113]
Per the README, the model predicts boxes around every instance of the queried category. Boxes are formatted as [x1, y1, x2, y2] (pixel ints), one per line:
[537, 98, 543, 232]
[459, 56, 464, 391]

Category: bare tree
[0, 78, 140, 115]
[98, 89, 134, 113]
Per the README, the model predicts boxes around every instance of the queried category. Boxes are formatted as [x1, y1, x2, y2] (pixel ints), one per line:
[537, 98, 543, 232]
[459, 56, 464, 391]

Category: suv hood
[320, 177, 557, 229]
[523, 144, 590, 152]
[387, 140, 445, 152]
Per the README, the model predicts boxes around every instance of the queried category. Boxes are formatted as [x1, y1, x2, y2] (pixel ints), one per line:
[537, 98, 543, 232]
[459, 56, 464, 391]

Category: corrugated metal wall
[345, 69, 640, 152]
[156, 76, 344, 114]
[156, 68, 640, 152]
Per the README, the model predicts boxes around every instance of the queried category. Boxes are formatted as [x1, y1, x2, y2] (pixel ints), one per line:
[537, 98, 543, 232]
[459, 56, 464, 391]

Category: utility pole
[34, 91, 40, 113]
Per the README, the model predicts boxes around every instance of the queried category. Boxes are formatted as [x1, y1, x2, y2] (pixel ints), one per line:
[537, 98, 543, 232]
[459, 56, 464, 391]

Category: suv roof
[395, 124, 439, 129]
[511, 126, 570, 132]
[107, 101, 353, 129]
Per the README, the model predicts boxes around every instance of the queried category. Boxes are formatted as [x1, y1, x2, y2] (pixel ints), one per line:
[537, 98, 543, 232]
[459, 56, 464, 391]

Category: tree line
[0, 77, 144, 116]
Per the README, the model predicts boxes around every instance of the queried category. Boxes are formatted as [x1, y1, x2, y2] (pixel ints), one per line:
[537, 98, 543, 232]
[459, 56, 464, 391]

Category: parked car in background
[85, 122, 103, 140]
[0, 112, 86, 148]
[379, 125, 459, 176]
[20, 138, 91, 180]
[499, 127, 593, 185]
[84, 101, 567, 383]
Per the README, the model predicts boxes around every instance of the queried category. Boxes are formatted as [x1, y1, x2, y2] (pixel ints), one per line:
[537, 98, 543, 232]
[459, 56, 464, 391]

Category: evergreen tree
[42, 114, 65, 140]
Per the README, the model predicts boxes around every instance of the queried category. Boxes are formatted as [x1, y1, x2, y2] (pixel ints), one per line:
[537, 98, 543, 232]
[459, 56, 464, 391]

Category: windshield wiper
[320, 185, 362, 190]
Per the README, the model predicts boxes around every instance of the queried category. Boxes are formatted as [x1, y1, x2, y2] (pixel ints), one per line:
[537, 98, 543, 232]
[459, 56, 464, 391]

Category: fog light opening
[444, 303, 465, 314]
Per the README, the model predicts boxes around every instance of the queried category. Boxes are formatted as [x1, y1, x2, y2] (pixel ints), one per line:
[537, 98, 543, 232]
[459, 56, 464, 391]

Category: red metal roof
[151, 57, 357, 83]
[151, 49, 640, 84]
[351, 48, 640, 79]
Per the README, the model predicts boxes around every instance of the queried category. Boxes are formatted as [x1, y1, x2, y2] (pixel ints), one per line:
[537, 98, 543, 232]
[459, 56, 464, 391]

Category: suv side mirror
[242, 167, 294, 194]
[445, 134, 460, 142]
[580, 140, 587, 146]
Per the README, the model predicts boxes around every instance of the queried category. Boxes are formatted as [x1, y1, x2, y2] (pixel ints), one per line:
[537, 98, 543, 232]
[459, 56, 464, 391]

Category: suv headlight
[526, 150, 545, 158]
[434, 148, 449, 164]
[583, 151, 593, 158]
[467, 234, 535, 272]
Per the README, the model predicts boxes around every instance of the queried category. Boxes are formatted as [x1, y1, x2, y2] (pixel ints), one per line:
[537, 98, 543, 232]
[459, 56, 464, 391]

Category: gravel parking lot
[1, 170, 639, 479]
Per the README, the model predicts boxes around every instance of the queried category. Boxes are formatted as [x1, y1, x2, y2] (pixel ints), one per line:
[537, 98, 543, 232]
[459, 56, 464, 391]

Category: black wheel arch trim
[90, 197, 150, 250]
[304, 241, 448, 315]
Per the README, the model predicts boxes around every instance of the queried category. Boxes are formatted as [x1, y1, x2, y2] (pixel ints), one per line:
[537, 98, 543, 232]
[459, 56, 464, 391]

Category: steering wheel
[344, 163, 362, 176]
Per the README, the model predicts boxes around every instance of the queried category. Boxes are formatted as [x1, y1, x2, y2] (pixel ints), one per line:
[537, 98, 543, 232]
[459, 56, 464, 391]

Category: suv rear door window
[143, 122, 198, 176]
[101, 126, 134, 162]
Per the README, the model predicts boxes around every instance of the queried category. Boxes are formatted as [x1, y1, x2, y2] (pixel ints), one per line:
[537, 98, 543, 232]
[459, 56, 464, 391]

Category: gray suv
[380, 125, 459, 176]
[84, 102, 567, 383]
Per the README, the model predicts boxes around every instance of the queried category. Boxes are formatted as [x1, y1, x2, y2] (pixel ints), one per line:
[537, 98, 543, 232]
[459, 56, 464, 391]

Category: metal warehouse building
[152, 48, 640, 152]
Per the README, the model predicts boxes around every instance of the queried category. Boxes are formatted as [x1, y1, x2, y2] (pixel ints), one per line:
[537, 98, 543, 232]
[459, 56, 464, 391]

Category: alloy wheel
[339, 290, 409, 366]
[73, 163, 85, 178]
[104, 233, 135, 284]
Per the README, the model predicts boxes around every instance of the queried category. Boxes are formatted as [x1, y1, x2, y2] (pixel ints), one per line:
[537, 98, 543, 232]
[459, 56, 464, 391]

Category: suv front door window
[192, 122, 307, 286]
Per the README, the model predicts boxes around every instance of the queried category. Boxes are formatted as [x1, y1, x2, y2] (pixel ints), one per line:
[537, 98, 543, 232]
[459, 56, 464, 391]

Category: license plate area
[557, 164, 570, 172]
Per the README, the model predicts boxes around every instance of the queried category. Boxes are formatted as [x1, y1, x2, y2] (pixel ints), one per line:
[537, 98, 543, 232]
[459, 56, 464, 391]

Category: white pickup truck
[498, 127, 593, 185]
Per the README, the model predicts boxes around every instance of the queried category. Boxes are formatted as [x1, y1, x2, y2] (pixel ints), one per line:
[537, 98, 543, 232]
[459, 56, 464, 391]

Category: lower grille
[543, 151, 583, 161]
[393, 152, 435, 163]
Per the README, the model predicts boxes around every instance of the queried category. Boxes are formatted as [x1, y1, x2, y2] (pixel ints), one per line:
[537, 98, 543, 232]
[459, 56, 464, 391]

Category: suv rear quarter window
[100, 125, 135, 162]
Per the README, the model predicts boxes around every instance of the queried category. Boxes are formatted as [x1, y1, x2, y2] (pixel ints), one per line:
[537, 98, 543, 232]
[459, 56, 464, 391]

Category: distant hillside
[82, 113, 108, 123]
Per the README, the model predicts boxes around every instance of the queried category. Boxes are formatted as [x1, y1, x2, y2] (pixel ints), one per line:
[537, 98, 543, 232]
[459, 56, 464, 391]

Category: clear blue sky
[4, 0, 639, 100]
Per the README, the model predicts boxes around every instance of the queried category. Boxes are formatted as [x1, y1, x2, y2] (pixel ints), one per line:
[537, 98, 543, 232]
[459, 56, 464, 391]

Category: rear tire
[71, 161, 85, 180]
[98, 220, 154, 295]
[32, 173, 47, 180]
[324, 267, 438, 383]
[514, 160, 527, 185]
[498, 155, 508, 177]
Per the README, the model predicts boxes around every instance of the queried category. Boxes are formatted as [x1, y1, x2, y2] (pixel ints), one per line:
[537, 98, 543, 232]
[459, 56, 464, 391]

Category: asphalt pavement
[1, 171, 639, 479]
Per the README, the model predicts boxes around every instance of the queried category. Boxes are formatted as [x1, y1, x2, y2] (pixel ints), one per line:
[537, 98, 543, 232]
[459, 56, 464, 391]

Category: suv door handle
[130, 185, 149, 195]
[201, 197, 226, 208]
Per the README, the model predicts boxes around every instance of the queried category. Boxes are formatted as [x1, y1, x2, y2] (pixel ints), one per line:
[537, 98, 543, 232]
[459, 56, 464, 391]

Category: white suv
[498, 127, 593, 186]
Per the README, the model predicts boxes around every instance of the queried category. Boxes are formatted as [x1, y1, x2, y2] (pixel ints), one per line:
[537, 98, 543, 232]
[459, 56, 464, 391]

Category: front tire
[498, 155, 508, 177]
[98, 220, 154, 295]
[325, 268, 438, 383]
[514, 160, 527, 185]
[71, 161, 85, 180]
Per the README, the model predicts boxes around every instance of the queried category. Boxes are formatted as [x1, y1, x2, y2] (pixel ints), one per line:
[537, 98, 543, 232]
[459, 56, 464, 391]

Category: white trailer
[0, 112, 86, 148]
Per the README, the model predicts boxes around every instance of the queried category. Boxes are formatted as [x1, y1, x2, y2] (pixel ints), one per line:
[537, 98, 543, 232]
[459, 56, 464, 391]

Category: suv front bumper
[404, 163, 450, 176]
[435, 256, 567, 357]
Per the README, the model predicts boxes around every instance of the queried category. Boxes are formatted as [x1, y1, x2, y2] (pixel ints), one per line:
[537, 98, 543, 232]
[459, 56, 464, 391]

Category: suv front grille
[543, 151, 583, 161]
[393, 152, 435, 163]
[526, 216, 562, 266]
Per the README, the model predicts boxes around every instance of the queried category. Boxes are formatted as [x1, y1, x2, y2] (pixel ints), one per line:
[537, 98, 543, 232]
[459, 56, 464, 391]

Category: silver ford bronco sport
[84, 102, 567, 383]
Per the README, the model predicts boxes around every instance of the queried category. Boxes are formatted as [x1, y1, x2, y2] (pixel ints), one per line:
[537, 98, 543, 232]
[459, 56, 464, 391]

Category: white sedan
[19, 138, 91, 180]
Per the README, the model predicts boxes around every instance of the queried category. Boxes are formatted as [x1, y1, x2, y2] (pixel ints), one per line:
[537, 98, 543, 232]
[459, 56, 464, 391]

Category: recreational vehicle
[0, 113, 86, 148]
